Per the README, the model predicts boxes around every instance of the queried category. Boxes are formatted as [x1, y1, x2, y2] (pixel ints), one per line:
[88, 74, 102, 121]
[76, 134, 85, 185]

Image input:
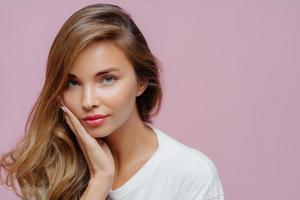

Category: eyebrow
[68, 67, 120, 78]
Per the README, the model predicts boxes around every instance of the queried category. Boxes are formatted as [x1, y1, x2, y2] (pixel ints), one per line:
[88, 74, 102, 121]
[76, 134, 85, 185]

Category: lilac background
[1, 1, 299, 199]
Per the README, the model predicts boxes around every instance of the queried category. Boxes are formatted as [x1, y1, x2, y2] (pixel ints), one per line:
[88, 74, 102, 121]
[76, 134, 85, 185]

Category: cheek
[102, 79, 137, 112]
[62, 92, 80, 113]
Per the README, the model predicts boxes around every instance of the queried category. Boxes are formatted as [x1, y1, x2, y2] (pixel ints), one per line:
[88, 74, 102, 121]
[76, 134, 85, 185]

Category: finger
[61, 106, 100, 153]
[63, 112, 95, 172]
[61, 107, 108, 168]
[61, 106, 100, 149]
[63, 112, 89, 156]
[61, 106, 86, 138]
[63, 112, 86, 153]
[60, 106, 111, 166]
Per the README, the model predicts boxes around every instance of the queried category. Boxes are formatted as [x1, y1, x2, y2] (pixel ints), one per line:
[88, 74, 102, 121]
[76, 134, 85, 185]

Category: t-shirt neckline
[108, 126, 165, 199]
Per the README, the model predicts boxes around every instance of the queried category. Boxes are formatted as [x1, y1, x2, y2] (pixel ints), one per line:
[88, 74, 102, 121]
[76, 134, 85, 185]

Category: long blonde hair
[0, 3, 163, 200]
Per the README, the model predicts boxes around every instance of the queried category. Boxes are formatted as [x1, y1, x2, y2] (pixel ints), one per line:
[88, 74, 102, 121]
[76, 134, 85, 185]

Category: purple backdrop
[1, 1, 299, 199]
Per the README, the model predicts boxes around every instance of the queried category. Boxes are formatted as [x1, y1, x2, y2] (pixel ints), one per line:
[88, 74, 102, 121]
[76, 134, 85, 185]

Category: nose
[82, 86, 99, 110]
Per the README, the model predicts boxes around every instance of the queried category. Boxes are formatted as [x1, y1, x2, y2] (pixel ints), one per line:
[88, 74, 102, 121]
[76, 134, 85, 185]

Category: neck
[103, 107, 156, 175]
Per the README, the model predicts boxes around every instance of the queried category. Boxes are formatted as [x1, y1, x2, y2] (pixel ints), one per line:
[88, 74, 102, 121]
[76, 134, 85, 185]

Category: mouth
[83, 114, 108, 120]
[82, 116, 108, 127]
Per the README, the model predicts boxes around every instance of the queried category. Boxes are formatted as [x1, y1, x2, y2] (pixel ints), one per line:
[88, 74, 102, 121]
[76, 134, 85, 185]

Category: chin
[87, 126, 111, 138]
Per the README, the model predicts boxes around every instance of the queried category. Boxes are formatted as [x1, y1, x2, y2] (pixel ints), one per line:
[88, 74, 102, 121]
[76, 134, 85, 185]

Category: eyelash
[66, 76, 118, 88]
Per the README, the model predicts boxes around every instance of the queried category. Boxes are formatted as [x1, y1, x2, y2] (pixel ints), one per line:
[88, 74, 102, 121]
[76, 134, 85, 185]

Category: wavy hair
[0, 3, 163, 200]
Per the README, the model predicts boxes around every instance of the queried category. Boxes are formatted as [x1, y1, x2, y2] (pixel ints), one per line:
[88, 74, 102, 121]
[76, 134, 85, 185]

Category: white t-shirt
[107, 126, 224, 200]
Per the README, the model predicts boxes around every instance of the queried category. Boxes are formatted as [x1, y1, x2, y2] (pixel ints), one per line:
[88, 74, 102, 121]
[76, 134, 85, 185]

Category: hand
[59, 99, 115, 184]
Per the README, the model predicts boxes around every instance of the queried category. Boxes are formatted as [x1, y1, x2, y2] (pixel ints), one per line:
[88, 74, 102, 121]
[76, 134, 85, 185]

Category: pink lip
[82, 116, 108, 127]
[83, 114, 108, 120]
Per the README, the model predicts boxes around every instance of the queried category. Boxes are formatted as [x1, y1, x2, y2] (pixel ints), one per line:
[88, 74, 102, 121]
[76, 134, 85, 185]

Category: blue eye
[65, 76, 117, 89]
[102, 76, 117, 85]
[67, 79, 78, 88]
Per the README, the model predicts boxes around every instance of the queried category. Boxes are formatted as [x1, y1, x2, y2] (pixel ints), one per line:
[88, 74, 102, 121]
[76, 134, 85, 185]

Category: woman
[0, 3, 224, 200]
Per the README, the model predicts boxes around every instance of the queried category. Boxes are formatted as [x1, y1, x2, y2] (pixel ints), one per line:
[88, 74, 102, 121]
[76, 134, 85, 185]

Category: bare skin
[60, 104, 114, 199]
[59, 41, 158, 199]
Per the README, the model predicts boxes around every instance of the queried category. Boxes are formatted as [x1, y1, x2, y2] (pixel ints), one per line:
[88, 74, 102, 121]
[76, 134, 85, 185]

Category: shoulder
[174, 140, 220, 183]
[176, 145, 224, 199]
[157, 129, 224, 199]
[158, 128, 219, 175]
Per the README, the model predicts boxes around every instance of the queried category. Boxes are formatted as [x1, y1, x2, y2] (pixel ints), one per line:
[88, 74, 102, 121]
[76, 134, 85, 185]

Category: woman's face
[61, 41, 146, 138]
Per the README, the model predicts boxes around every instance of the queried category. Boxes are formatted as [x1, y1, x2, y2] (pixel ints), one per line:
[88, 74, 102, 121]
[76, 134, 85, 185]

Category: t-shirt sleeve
[176, 151, 225, 200]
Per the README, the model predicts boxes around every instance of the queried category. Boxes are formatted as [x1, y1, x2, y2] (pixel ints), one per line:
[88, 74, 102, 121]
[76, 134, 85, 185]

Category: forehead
[69, 40, 132, 75]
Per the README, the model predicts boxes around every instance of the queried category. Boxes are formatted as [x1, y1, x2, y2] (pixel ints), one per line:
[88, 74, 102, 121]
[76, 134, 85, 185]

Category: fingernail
[60, 106, 66, 112]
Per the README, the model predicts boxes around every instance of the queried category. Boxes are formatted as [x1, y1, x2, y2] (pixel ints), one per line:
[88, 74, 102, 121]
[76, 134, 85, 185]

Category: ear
[136, 79, 148, 97]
